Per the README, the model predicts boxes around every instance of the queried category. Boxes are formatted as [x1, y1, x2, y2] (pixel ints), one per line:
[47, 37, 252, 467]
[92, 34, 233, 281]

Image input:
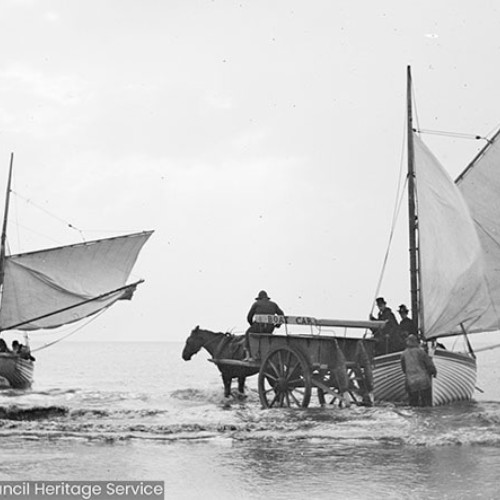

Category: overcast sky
[0, 1, 499, 342]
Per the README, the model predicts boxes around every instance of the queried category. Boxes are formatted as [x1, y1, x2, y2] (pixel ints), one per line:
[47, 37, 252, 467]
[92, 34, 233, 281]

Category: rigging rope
[31, 309, 107, 353]
[11, 190, 86, 241]
[415, 128, 489, 142]
[372, 82, 489, 315]
[371, 113, 408, 312]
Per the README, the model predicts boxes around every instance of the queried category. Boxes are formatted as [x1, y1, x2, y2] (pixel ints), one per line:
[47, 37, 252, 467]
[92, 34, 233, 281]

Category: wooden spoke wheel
[315, 366, 363, 407]
[258, 346, 312, 408]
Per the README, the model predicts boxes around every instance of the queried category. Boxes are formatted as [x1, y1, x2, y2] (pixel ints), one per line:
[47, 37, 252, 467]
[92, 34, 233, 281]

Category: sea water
[0, 341, 499, 499]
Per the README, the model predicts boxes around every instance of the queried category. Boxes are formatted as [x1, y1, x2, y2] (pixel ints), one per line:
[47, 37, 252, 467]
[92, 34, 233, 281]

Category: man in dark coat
[398, 304, 417, 343]
[247, 290, 284, 334]
[400, 334, 437, 406]
[370, 297, 403, 355]
[244, 290, 284, 360]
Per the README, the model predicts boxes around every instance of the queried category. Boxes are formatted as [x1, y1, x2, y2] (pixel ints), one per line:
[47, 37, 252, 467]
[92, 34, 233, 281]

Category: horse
[182, 326, 259, 398]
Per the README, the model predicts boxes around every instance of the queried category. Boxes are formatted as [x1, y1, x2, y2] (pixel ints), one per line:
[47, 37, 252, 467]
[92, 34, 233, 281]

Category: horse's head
[182, 325, 205, 361]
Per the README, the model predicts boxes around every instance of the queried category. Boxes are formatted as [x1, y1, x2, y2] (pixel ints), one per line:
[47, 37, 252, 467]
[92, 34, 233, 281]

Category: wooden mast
[406, 66, 420, 334]
[0, 153, 13, 290]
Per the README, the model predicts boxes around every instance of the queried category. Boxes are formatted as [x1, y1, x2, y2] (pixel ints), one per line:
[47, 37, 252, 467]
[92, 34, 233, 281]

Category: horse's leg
[237, 376, 246, 396]
[222, 373, 232, 398]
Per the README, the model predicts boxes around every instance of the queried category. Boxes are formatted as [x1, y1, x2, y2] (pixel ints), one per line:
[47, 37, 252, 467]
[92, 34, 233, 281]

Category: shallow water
[0, 341, 499, 499]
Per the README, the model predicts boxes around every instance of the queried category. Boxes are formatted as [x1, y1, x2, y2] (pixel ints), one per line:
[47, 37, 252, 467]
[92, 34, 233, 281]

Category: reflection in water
[228, 439, 500, 500]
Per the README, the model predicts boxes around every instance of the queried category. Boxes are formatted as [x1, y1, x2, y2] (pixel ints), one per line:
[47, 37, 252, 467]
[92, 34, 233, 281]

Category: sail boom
[425, 326, 500, 341]
[1, 281, 143, 332]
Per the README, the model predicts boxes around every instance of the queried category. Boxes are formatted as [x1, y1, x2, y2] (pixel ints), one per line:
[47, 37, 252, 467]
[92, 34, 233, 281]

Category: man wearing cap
[400, 334, 437, 406]
[398, 304, 417, 342]
[244, 291, 284, 360]
[247, 290, 284, 334]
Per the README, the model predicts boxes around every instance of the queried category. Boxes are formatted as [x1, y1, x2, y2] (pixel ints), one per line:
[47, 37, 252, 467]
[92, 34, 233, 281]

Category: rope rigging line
[10, 188, 143, 246]
[412, 82, 421, 133]
[31, 309, 108, 353]
[13, 180, 21, 253]
[372, 80, 421, 316]
[372, 113, 408, 312]
[9, 222, 77, 247]
[415, 128, 489, 142]
[10, 190, 86, 241]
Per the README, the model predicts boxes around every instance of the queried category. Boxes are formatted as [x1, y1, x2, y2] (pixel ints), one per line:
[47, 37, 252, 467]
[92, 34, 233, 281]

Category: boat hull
[0, 353, 34, 389]
[373, 348, 476, 406]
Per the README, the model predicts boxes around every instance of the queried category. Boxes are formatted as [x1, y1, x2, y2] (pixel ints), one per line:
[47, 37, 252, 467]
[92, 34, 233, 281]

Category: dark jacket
[377, 307, 398, 327]
[373, 307, 404, 354]
[400, 346, 437, 391]
[247, 298, 284, 333]
[399, 317, 417, 336]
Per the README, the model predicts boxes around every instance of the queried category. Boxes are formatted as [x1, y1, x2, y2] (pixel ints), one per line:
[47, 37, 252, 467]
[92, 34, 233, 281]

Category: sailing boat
[0, 154, 153, 389]
[372, 67, 500, 406]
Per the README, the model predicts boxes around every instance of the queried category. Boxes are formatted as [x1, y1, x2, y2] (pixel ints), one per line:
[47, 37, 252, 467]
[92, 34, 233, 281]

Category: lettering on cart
[254, 315, 318, 326]
[295, 316, 318, 325]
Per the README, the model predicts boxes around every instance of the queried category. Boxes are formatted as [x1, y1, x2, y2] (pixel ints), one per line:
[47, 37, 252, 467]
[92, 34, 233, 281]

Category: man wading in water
[400, 334, 437, 406]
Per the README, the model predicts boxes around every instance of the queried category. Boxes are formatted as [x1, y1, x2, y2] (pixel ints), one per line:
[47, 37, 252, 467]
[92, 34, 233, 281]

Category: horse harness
[205, 332, 234, 360]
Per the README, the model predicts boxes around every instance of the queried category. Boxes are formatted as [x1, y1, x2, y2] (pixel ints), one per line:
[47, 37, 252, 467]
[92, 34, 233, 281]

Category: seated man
[245, 290, 284, 360]
[12, 340, 35, 361]
[247, 290, 284, 334]
[0, 339, 9, 353]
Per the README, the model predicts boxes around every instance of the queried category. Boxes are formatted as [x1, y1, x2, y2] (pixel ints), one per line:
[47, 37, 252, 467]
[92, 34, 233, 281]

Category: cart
[213, 315, 385, 408]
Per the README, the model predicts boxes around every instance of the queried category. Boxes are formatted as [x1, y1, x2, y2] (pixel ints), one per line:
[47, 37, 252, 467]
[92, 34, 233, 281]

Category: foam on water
[1, 383, 500, 448]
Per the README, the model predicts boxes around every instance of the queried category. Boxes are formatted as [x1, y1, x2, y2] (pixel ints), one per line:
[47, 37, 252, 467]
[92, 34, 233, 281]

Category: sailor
[398, 304, 417, 342]
[247, 290, 284, 334]
[370, 297, 402, 355]
[0, 339, 9, 353]
[12, 340, 35, 361]
[244, 290, 284, 360]
[400, 334, 437, 406]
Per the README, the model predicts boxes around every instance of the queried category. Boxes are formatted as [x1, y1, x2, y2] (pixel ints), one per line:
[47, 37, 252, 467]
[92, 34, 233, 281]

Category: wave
[0, 405, 68, 420]
[0, 418, 499, 447]
[171, 387, 254, 405]
[0, 390, 499, 447]
[0, 388, 79, 398]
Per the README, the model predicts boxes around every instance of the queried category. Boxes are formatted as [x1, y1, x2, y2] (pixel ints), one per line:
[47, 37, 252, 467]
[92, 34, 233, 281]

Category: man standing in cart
[244, 290, 284, 360]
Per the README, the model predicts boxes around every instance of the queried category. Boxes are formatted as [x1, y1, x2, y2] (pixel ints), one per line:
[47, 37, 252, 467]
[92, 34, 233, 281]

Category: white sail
[414, 135, 494, 339]
[0, 231, 153, 331]
[455, 130, 500, 333]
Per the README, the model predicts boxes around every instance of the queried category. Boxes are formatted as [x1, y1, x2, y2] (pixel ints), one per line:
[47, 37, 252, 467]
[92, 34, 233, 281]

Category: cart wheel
[258, 346, 312, 408]
[347, 365, 374, 406]
[316, 367, 359, 407]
